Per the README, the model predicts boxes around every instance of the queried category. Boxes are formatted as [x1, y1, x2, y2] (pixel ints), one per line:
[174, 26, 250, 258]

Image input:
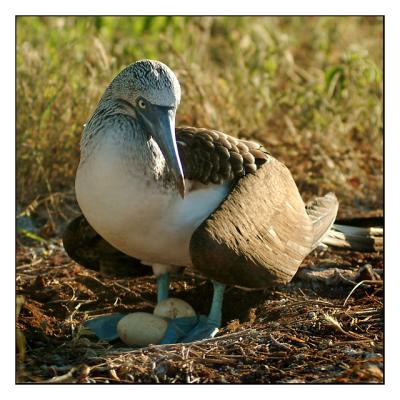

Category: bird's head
[105, 59, 185, 197]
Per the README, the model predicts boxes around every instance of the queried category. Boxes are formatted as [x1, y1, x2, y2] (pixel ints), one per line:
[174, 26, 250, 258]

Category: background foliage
[16, 16, 383, 233]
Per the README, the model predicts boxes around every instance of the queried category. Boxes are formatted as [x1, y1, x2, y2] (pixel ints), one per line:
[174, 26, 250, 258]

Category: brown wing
[176, 127, 269, 185]
[63, 215, 150, 277]
[189, 156, 315, 288]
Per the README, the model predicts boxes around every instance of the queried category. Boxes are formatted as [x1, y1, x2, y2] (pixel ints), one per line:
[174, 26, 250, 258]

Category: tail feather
[306, 192, 339, 250]
[306, 193, 383, 253]
[323, 223, 383, 252]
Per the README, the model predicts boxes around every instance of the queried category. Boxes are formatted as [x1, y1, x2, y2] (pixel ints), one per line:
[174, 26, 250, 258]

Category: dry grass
[16, 16, 383, 231]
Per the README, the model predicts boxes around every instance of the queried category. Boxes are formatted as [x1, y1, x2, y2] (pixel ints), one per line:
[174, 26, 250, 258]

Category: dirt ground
[16, 231, 383, 384]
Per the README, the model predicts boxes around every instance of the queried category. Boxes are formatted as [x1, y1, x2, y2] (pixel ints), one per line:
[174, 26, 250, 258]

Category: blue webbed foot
[84, 313, 124, 341]
[160, 316, 199, 344]
[160, 315, 219, 344]
[181, 315, 219, 343]
[160, 281, 225, 344]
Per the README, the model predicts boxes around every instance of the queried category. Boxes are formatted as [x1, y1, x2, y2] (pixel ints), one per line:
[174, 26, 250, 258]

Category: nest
[16, 240, 383, 383]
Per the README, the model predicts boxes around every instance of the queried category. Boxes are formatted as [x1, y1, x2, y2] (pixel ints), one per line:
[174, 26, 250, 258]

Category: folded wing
[177, 128, 339, 288]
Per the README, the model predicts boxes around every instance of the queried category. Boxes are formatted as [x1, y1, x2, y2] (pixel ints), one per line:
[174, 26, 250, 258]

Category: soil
[16, 236, 383, 383]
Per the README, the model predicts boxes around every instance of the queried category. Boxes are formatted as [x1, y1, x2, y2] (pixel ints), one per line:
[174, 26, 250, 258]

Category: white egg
[153, 298, 196, 319]
[117, 312, 168, 346]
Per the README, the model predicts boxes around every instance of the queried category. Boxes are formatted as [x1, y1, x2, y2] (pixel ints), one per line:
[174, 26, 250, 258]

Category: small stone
[307, 311, 317, 320]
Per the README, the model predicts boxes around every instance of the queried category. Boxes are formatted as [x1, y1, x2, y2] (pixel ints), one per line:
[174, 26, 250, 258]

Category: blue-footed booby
[73, 59, 339, 343]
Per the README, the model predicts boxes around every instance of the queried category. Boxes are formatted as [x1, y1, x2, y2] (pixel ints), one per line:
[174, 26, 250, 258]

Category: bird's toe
[84, 313, 124, 341]
[160, 315, 219, 344]
[180, 317, 219, 343]
[160, 315, 200, 344]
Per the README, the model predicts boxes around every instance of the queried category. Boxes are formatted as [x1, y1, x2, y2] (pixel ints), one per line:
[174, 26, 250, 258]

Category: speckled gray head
[98, 59, 185, 197]
[104, 59, 181, 108]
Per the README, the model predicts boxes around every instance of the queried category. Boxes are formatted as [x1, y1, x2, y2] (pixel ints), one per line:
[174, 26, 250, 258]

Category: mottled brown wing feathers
[190, 156, 315, 288]
[176, 127, 269, 185]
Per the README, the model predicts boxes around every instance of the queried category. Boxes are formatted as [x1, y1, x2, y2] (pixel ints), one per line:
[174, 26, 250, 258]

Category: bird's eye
[137, 99, 146, 109]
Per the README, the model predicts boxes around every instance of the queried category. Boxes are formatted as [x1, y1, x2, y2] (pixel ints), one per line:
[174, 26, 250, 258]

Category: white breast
[75, 137, 229, 266]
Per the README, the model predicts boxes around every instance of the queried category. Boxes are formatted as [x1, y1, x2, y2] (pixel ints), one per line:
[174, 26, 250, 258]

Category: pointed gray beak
[137, 104, 185, 198]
